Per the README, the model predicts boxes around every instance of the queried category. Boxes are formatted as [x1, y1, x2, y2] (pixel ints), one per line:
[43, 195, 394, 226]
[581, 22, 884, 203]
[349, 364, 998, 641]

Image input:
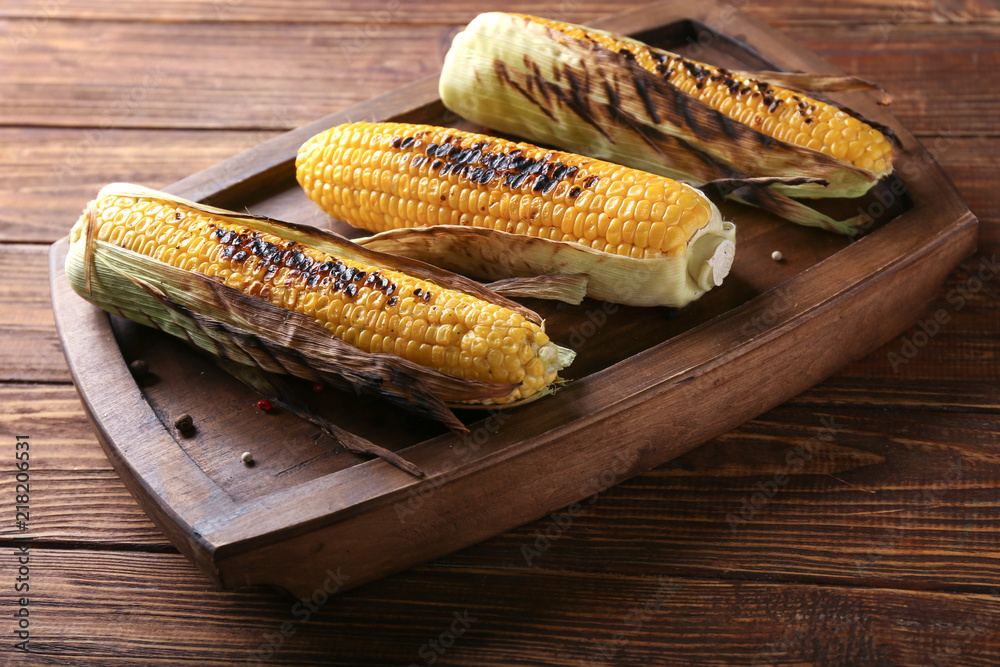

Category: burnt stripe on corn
[297, 121, 717, 260]
[515, 14, 893, 177]
[90, 193, 562, 401]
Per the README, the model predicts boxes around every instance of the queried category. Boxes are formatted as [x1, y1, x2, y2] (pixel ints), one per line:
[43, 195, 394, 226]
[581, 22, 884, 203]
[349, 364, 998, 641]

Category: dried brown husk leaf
[66, 184, 572, 431]
[212, 356, 425, 477]
[737, 70, 892, 106]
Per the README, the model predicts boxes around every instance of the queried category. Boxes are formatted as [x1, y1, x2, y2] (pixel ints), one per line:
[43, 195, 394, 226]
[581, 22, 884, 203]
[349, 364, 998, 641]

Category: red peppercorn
[256, 399, 273, 412]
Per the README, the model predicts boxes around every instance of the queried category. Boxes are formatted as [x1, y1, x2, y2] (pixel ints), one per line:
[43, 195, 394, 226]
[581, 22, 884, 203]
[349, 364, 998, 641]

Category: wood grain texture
[3, 381, 999, 592]
[0, 20, 448, 129]
[2, 18, 997, 137]
[45, 3, 975, 594]
[39, 0, 978, 598]
[1, 0, 998, 663]
[0, 384, 167, 547]
[0, 245, 67, 382]
[0, 128, 281, 243]
[3, 0, 997, 25]
[3, 548, 999, 666]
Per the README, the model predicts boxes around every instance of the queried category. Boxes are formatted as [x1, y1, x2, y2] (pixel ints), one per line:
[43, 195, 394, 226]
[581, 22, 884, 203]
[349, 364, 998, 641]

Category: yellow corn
[519, 15, 893, 176]
[85, 191, 562, 401]
[296, 121, 717, 260]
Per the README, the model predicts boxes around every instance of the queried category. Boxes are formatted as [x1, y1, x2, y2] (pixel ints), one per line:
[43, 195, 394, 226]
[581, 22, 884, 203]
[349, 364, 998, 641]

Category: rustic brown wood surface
[2, 1, 998, 666]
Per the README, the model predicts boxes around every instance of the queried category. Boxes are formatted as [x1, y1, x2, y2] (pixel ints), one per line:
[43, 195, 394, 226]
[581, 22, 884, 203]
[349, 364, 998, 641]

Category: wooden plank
[1, 19, 997, 136]
[3, 0, 995, 26]
[0, 384, 121, 471]
[444, 403, 1000, 591]
[934, 137, 1000, 254]
[0, 469, 169, 547]
[5, 382, 1000, 589]
[0, 386, 166, 546]
[1, 548, 998, 665]
[0, 128, 281, 243]
[785, 23, 1000, 137]
[0, 245, 67, 383]
[0, 20, 448, 130]
[838, 255, 1000, 380]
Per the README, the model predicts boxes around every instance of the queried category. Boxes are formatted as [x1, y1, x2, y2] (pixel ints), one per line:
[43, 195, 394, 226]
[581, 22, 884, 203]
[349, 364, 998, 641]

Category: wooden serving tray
[50, 0, 976, 597]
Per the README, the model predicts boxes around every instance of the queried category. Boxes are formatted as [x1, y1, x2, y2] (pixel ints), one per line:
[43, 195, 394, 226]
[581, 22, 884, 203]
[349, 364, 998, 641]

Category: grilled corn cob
[438, 12, 895, 229]
[66, 184, 573, 419]
[297, 121, 736, 307]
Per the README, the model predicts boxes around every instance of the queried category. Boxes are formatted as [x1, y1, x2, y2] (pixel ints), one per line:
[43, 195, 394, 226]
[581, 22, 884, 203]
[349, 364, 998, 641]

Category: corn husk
[355, 216, 736, 308]
[485, 274, 589, 304]
[439, 12, 896, 233]
[65, 184, 576, 432]
[213, 356, 425, 476]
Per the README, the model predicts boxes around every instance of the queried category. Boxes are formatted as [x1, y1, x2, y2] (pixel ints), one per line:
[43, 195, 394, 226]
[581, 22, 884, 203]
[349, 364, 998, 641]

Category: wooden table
[3, 1, 998, 664]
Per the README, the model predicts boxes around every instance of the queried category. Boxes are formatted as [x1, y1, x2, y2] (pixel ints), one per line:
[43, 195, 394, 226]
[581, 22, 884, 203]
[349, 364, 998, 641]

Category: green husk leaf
[355, 214, 737, 308]
[721, 183, 869, 235]
[66, 184, 573, 431]
[485, 274, 589, 304]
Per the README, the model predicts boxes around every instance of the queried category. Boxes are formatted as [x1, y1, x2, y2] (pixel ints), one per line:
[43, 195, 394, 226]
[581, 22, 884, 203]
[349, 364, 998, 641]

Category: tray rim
[50, 0, 978, 591]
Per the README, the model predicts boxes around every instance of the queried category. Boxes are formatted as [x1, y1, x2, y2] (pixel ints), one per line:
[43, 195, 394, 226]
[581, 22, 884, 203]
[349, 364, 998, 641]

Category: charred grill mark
[495, 60, 556, 121]
[204, 225, 406, 303]
[504, 171, 530, 189]
[632, 75, 661, 124]
[716, 113, 740, 140]
[672, 134, 745, 178]
[398, 125, 586, 194]
[529, 60, 552, 106]
[604, 100, 668, 157]
[671, 86, 708, 141]
[553, 64, 614, 141]
[602, 79, 620, 111]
